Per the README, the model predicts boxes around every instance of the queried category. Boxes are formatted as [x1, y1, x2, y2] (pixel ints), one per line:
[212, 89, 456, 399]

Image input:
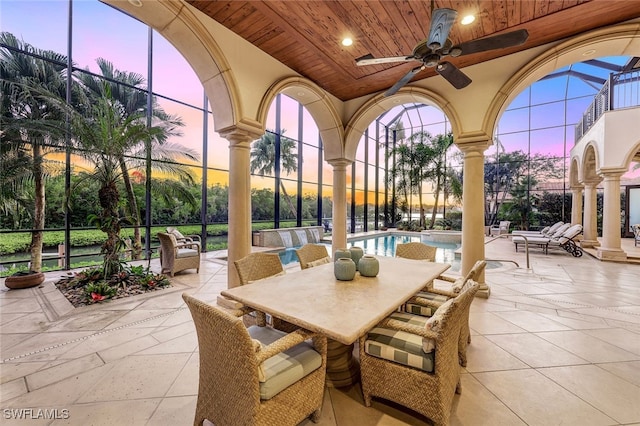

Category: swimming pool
[276, 232, 505, 271]
[277, 233, 460, 268]
[348, 234, 459, 264]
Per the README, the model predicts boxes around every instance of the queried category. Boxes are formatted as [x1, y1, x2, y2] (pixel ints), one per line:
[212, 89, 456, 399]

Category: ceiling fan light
[449, 46, 463, 57]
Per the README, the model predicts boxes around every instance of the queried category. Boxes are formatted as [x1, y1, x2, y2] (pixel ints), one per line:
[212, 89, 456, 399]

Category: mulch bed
[54, 276, 172, 308]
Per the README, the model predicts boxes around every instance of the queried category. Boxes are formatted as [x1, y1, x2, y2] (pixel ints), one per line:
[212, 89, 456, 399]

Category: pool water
[348, 234, 459, 264]
[276, 233, 504, 272]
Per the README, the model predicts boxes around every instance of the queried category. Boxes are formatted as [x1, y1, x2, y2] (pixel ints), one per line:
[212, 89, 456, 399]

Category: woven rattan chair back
[295, 244, 330, 269]
[182, 294, 327, 426]
[395, 242, 437, 261]
[234, 252, 284, 285]
[360, 281, 479, 426]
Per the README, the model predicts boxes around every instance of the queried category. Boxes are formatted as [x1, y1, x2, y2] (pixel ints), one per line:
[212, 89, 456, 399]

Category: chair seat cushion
[248, 326, 323, 400]
[388, 312, 435, 352]
[364, 313, 435, 373]
[176, 248, 199, 258]
[404, 291, 449, 317]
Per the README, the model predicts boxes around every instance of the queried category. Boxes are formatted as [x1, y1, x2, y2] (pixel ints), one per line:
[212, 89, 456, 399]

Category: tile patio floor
[1, 237, 639, 425]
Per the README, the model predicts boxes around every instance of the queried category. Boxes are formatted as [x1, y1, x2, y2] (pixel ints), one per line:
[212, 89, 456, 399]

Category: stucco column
[328, 159, 351, 254]
[597, 170, 627, 261]
[458, 143, 489, 298]
[581, 180, 601, 248]
[220, 128, 262, 288]
[570, 185, 584, 226]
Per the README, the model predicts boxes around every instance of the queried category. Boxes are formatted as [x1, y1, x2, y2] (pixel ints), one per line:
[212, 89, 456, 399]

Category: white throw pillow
[169, 228, 186, 240]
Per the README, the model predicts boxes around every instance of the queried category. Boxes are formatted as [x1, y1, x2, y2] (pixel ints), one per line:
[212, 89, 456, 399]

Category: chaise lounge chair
[511, 221, 564, 237]
[512, 224, 583, 257]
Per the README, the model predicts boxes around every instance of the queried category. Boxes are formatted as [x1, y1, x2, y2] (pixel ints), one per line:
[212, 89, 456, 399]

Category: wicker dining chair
[234, 252, 295, 331]
[359, 281, 480, 426]
[295, 244, 330, 269]
[396, 242, 437, 262]
[405, 260, 487, 366]
[182, 294, 327, 426]
[157, 232, 201, 277]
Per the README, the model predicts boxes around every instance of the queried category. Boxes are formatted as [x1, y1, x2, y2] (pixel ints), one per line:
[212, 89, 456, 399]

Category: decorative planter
[334, 258, 356, 281]
[358, 255, 379, 277]
[4, 272, 45, 289]
[349, 246, 364, 270]
[334, 248, 352, 261]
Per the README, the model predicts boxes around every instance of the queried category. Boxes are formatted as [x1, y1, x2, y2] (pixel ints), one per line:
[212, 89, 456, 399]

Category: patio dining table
[222, 255, 450, 387]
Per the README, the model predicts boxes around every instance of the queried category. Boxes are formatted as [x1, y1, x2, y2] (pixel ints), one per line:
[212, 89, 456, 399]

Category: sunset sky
[3, 0, 637, 201]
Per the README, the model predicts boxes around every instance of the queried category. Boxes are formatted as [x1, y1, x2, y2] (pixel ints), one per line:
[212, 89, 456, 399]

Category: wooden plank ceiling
[186, 0, 640, 101]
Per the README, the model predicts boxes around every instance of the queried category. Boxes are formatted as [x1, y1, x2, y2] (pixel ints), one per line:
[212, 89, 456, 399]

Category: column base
[475, 283, 490, 299]
[580, 239, 600, 248]
[596, 247, 627, 262]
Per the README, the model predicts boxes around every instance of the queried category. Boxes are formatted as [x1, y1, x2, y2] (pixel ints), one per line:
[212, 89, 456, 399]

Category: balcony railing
[575, 68, 640, 142]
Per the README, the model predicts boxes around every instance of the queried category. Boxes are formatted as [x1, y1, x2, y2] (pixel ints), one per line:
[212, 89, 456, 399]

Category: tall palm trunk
[98, 181, 122, 277]
[119, 158, 142, 259]
[280, 181, 297, 219]
[29, 142, 44, 272]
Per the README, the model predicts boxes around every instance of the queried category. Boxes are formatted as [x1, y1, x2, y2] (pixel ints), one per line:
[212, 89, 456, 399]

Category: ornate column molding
[457, 142, 489, 298]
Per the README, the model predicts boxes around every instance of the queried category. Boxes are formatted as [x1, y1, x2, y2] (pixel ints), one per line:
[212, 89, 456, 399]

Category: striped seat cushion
[364, 312, 435, 373]
[404, 291, 449, 317]
[248, 325, 323, 400]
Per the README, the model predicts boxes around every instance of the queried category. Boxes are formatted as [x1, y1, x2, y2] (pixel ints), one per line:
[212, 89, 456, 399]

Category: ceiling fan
[355, 3, 529, 96]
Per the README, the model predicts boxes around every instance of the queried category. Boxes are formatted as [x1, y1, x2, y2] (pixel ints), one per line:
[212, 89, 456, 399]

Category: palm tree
[250, 130, 298, 219]
[68, 90, 165, 277]
[0, 32, 70, 272]
[425, 132, 454, 228]
[77, 58, 197, 259]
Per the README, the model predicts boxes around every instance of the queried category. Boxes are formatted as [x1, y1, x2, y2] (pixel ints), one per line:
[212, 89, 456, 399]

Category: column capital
[218, 120, 264, 147]
[570, 184, 584, 191]
[327, 158, 353, 170]
[598, 168, 626, 179]
[455, 131, 491, 154]
[582, 178, 602, 187]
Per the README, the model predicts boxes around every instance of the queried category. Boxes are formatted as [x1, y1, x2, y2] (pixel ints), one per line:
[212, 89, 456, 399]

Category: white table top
[222, 256, 450, 345]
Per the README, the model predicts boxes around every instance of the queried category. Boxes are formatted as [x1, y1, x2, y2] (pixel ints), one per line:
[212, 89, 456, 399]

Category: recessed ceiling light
[461, 15, 475, 25]
[128, 0, 142, 6]
[582, 49, 596, 56]
[342, 38, 353, 47]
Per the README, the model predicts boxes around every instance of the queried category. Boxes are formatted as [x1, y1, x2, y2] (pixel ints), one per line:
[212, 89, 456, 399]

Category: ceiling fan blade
[427, 8, 457, 50]
[435, 61, 471, 89]
[455, 29, 529, 56]
[355, 53, 415, 66]
[384, 65, 424, 96]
